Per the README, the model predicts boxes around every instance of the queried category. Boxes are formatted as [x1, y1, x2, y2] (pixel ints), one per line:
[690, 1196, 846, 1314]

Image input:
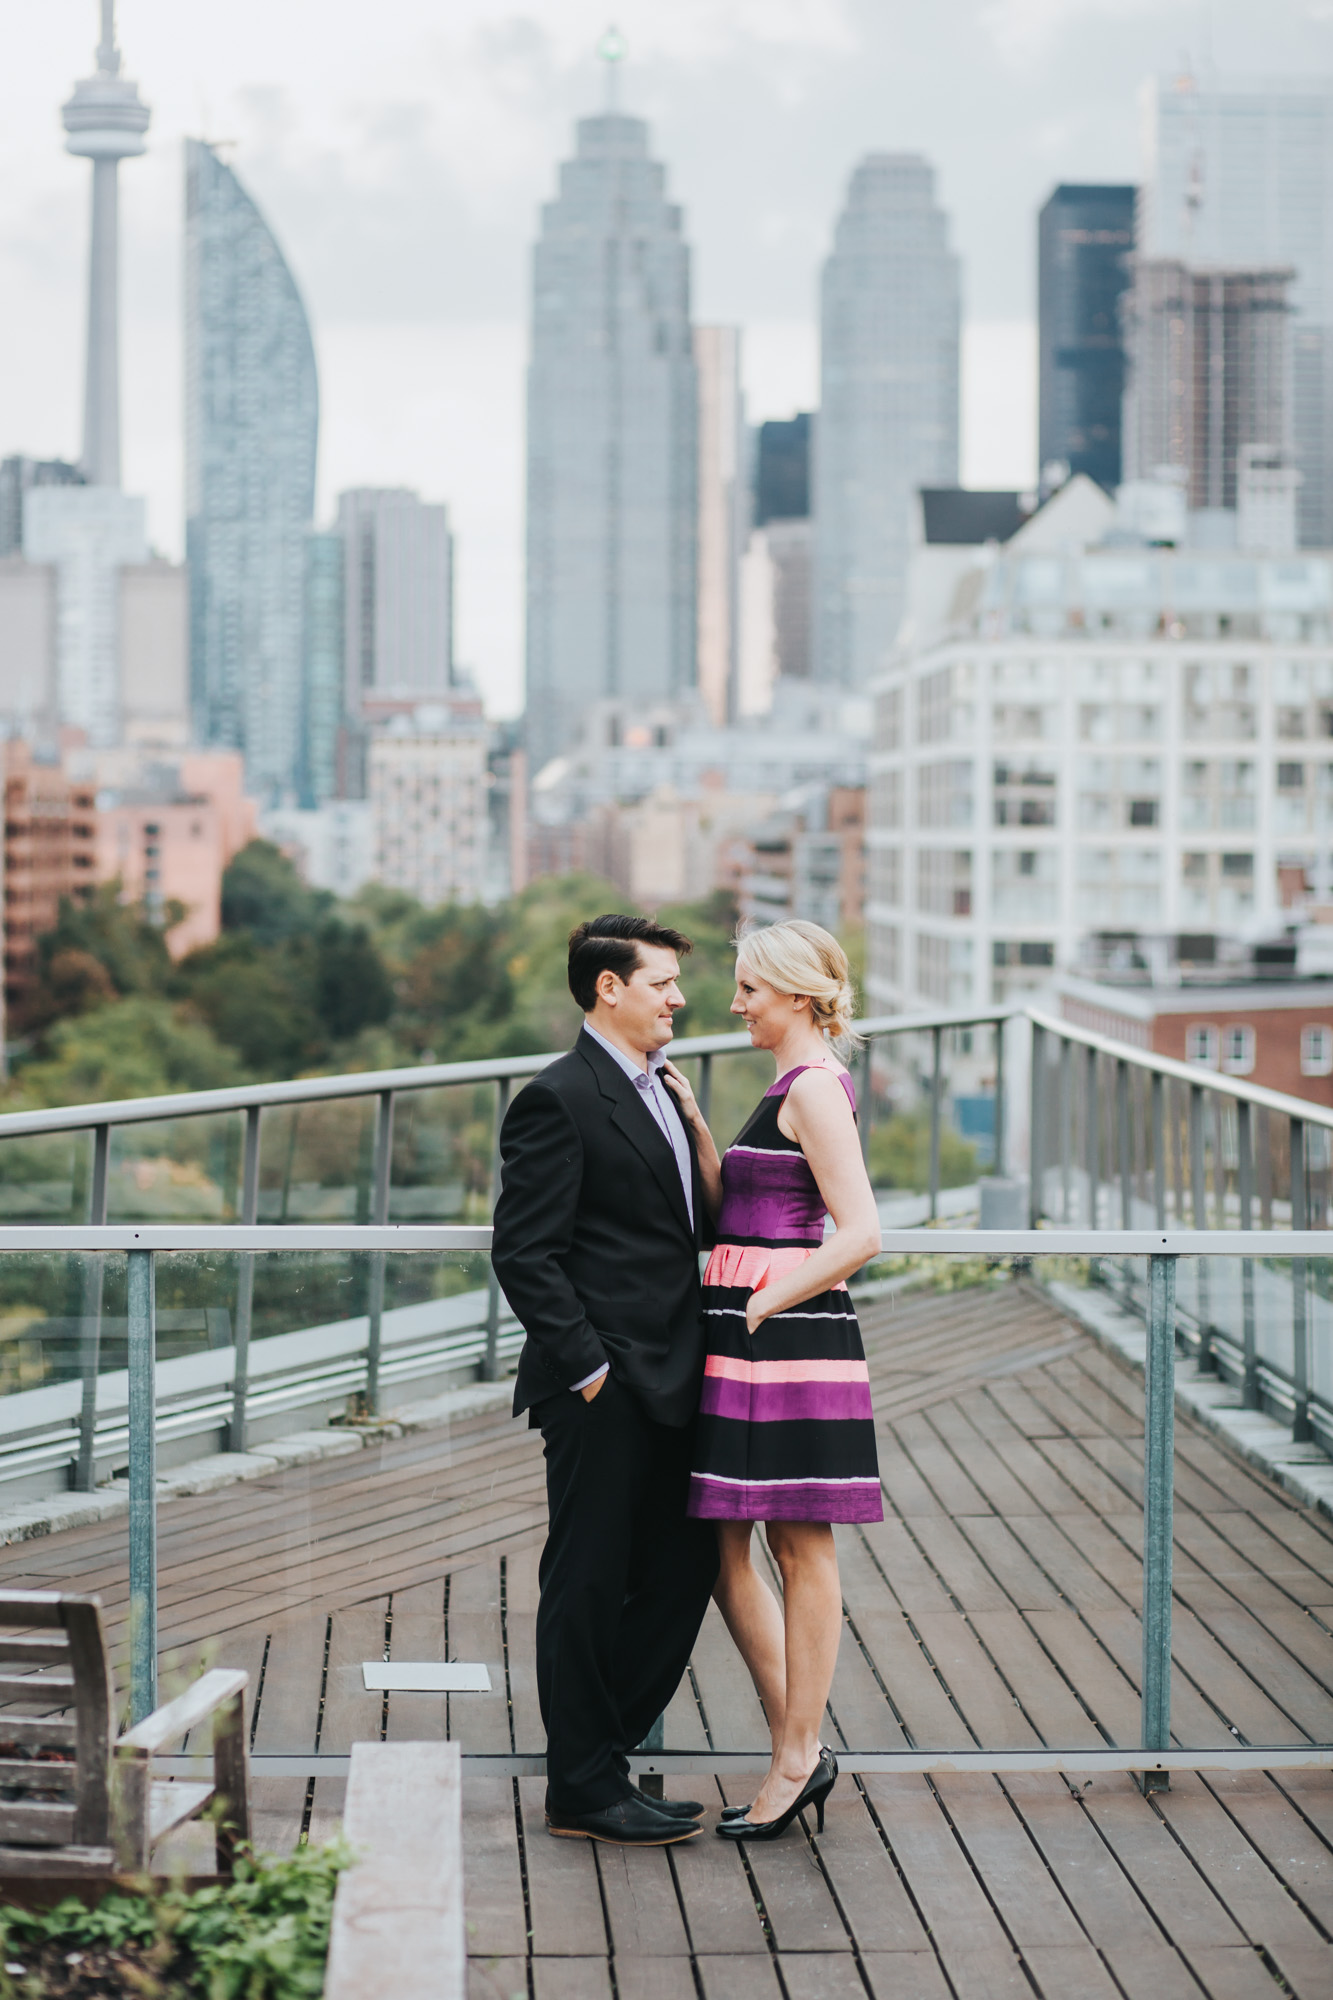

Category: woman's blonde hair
[734, 919, 859, 1045]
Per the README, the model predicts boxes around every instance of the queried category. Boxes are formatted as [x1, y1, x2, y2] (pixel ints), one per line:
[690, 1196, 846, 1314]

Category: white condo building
[368, 708, 488, 908]
[867, 478, 1333, 1014]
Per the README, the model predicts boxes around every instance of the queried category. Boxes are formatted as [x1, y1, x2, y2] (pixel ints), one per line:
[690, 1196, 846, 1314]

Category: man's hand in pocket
[581, 1373, 608, 1403]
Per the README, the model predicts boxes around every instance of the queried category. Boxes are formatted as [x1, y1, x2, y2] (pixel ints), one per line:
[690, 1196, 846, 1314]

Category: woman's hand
[745, 1292, 769, 1337]
[659, 1059, 702, 1128]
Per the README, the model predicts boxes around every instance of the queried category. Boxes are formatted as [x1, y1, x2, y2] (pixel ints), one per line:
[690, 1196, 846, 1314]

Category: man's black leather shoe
[546, 1796, 701, 1845]
[632, 1787, 703, 1819]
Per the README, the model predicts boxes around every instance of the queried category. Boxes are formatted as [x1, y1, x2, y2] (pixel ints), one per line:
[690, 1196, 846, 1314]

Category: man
[491, 914, 719, 1846]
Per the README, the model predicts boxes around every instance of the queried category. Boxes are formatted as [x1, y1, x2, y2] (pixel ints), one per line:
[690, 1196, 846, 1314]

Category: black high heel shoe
[720, 1745, 830, 1821]
[715, 1748, 838, 1841]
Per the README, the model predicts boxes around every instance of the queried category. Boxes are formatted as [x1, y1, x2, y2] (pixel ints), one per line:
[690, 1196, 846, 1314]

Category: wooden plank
[906, 1518, 1012, 1612]
[594, 1840, 692, 1958]
[859, 1774, 1012, 1954]
[1001, 1773, 1167, 1951]
[1153, 1772, 1330, 1950]
[384, 1576, 449, 1745]
[694, 1958, 783, 2000]
[517, 1776, 606, 1957]
[965, 1612, 1106, 1747]
[952, 1518, 1067, 1611]
[467, 1958, 527, 2000]
[857, 1954, 952, 2000]
[1098, 1947, 1209, 2000]
[446, 1564, 511, 1753]
[909, 1613, 1040, 1750]
[461, 1775, 527, 1961]
[1079, 1773, 1251, 1953]
[531, 1959, 612, 2000]
[1202, 1769, 1333, 1933]
[688, 1602, 771, 1749]
[661, 1791, 768, 1955]
[809, 1787, 935, 1953]
[613, 1960, 697, 2000]
[324, 1741, 464, 2000]
[503, 1551, 545, 1756]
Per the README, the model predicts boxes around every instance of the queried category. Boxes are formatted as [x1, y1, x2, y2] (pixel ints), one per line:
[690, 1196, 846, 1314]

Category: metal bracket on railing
[127, 1246, 157, 1725]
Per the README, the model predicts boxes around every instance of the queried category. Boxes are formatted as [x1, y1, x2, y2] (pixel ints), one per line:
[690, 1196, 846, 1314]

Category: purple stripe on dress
[716, 1150, 826, 1243]
[700, 1377, 875, 1424]
[687, 1474, 883, 1524]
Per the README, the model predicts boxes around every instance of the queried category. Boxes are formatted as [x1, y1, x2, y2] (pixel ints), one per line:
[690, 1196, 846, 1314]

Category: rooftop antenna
[597, 24, 627, 113]
[96, 0, 119, 75]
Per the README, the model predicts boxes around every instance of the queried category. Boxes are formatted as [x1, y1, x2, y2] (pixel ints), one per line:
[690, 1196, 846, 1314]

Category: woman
[662, 919, 882, 1842]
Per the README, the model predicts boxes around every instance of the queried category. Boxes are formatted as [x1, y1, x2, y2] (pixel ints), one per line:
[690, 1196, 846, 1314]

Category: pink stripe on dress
[703, 1242, 848, 1291]
[704, 1355, 869, 1384]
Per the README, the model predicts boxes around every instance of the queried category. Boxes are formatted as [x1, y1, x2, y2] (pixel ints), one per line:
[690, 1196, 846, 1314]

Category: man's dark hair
[567, 913, 693, 1013]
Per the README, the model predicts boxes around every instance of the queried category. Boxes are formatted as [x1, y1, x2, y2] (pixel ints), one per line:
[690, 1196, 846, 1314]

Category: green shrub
[0, 1839, 352, 2000]
[867, 1111, 979, 1191]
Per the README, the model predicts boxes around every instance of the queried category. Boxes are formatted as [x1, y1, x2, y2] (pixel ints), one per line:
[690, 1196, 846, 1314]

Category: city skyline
[4, 5, 1332, 717]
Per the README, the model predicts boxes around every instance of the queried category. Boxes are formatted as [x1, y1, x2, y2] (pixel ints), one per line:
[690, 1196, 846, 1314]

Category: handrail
[0, 1008, 1014, 1140]
[1028, 1004, 1333, 1132]
[5, 1224, 1332, 1257]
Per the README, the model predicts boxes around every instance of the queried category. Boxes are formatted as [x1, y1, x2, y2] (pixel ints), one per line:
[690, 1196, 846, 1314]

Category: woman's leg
[711, 1520, 787, 1741]
[746, 1521, 842, 1823]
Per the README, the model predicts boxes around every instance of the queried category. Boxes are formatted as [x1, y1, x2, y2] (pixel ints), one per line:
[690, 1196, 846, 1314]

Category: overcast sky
[2, 1, 1331, 715]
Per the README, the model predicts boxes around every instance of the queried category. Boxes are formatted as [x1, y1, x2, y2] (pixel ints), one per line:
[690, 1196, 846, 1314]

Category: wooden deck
[2, 1275, 1332, 1997]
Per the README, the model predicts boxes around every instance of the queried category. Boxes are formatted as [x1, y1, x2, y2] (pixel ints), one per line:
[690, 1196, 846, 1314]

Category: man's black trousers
[533, 1374, 719, 1816]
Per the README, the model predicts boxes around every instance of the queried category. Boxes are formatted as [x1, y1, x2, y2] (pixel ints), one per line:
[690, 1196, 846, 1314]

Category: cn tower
[61, 1, 150, 488]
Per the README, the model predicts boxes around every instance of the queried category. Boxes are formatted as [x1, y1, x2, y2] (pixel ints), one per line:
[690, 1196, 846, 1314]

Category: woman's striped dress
[687, 1065, 883, 1524]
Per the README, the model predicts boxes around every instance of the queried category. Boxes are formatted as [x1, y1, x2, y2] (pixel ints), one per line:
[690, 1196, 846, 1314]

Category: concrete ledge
[0, 1379, 516, 1548]
[1045, 1279, 1333, 1522]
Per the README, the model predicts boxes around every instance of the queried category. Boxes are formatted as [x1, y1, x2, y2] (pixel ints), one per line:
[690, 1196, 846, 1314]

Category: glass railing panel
[390, 1082, 498, 1223]
[105, 1112, 244, 1222]
[0, 1130, 93, 1224]
[256, 1097, 377, 1223]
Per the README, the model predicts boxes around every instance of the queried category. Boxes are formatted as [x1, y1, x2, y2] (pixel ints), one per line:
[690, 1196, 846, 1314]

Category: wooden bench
[324, 1742, 463, 2000]
[0, 1590, 249, 1880]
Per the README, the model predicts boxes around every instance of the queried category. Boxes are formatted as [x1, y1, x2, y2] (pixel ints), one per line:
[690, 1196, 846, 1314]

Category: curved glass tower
[185, 140, 318, 800]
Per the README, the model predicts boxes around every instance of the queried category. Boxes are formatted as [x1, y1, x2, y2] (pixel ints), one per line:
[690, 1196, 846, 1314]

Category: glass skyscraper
[1140, 74, 1333, 546]
[1038, 186, 1135, 492]
[185, 139, 318, 800]
[525, 111, 697, 772]
[301, 529, 343, 807]
[815, 155, 960, 689]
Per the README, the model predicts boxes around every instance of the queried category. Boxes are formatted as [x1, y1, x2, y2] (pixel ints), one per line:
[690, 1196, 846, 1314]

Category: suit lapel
[576, 1034, 694, 1241]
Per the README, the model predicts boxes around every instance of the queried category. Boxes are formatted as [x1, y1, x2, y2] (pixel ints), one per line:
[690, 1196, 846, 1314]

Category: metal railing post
[697, 1052, 713, 1129]
[1028, 1022, 1046, 1229]
[1059, 1035, 1072, 1223]
[1140, 1251, 1176, 1795]
[858, 1040, 872, 1169]
[483, 1077, 511, 1383]
[364, 1090, 396, 1415]
[1189, 1085, 1213, 1370]
[1085, 1045, 1099, 1231]
[928, 1027, 943, 1222]
[230, 1104, 262, 1453]
[75, 1124, 110, 1492]
[1291, 1119, 1311, 1442]
[127, 1246, 157, 1725]
[638, 1712, 665, 1799]
[1151, 1073, 1167, 1228]
[1237, 1101, 1257, 1410]
[993, 1016, 1005, 1179]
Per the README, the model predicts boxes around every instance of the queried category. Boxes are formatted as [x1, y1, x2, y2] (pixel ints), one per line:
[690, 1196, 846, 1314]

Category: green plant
[0, 1839, 352, 2000]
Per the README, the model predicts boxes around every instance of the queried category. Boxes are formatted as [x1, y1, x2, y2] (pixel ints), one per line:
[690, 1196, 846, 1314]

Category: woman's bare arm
[660, 1059, 724, 1219]
[746, 1068, 880, 1332]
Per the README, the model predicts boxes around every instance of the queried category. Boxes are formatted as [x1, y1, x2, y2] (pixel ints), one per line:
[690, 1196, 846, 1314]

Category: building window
[1221, 1025, 1255, 1075]
[992, 941, 1055, 969]
[1301, 1025, 1333, 1076]
[1185, 1024, 1219, 1068]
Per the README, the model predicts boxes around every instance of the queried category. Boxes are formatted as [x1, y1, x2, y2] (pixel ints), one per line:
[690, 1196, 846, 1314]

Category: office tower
[816, 155, 960, 688]
[754, 415, 812, 525]
[336, 489, 454, 719]
[1121, 260, 1294, 519]
[301, 531, 344, 806]
[0, 459, 84, 559]
[62, 1, 150, 487]
[1140, 74, 1333, 545]
[1038, 186, 1135, 491]
[23, 487, 146, 745]
[694, 327, 745, 726]
[525, 103, 697, 772]
[185, 138, 318, 801]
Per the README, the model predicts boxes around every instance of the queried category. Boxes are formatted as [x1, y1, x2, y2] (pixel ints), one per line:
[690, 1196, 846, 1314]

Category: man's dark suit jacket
[491, 1031, 710, 1428]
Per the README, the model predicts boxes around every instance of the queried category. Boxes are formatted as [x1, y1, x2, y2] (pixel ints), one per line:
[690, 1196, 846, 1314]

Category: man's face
[598, 944, 685, 1053]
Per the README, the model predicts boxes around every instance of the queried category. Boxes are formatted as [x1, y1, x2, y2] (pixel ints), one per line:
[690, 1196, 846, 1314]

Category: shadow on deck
[2, 1277, 1332, 1997]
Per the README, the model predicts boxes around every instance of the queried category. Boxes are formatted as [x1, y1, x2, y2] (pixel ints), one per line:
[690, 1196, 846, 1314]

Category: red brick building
[1058, 972, 1333, 1108]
